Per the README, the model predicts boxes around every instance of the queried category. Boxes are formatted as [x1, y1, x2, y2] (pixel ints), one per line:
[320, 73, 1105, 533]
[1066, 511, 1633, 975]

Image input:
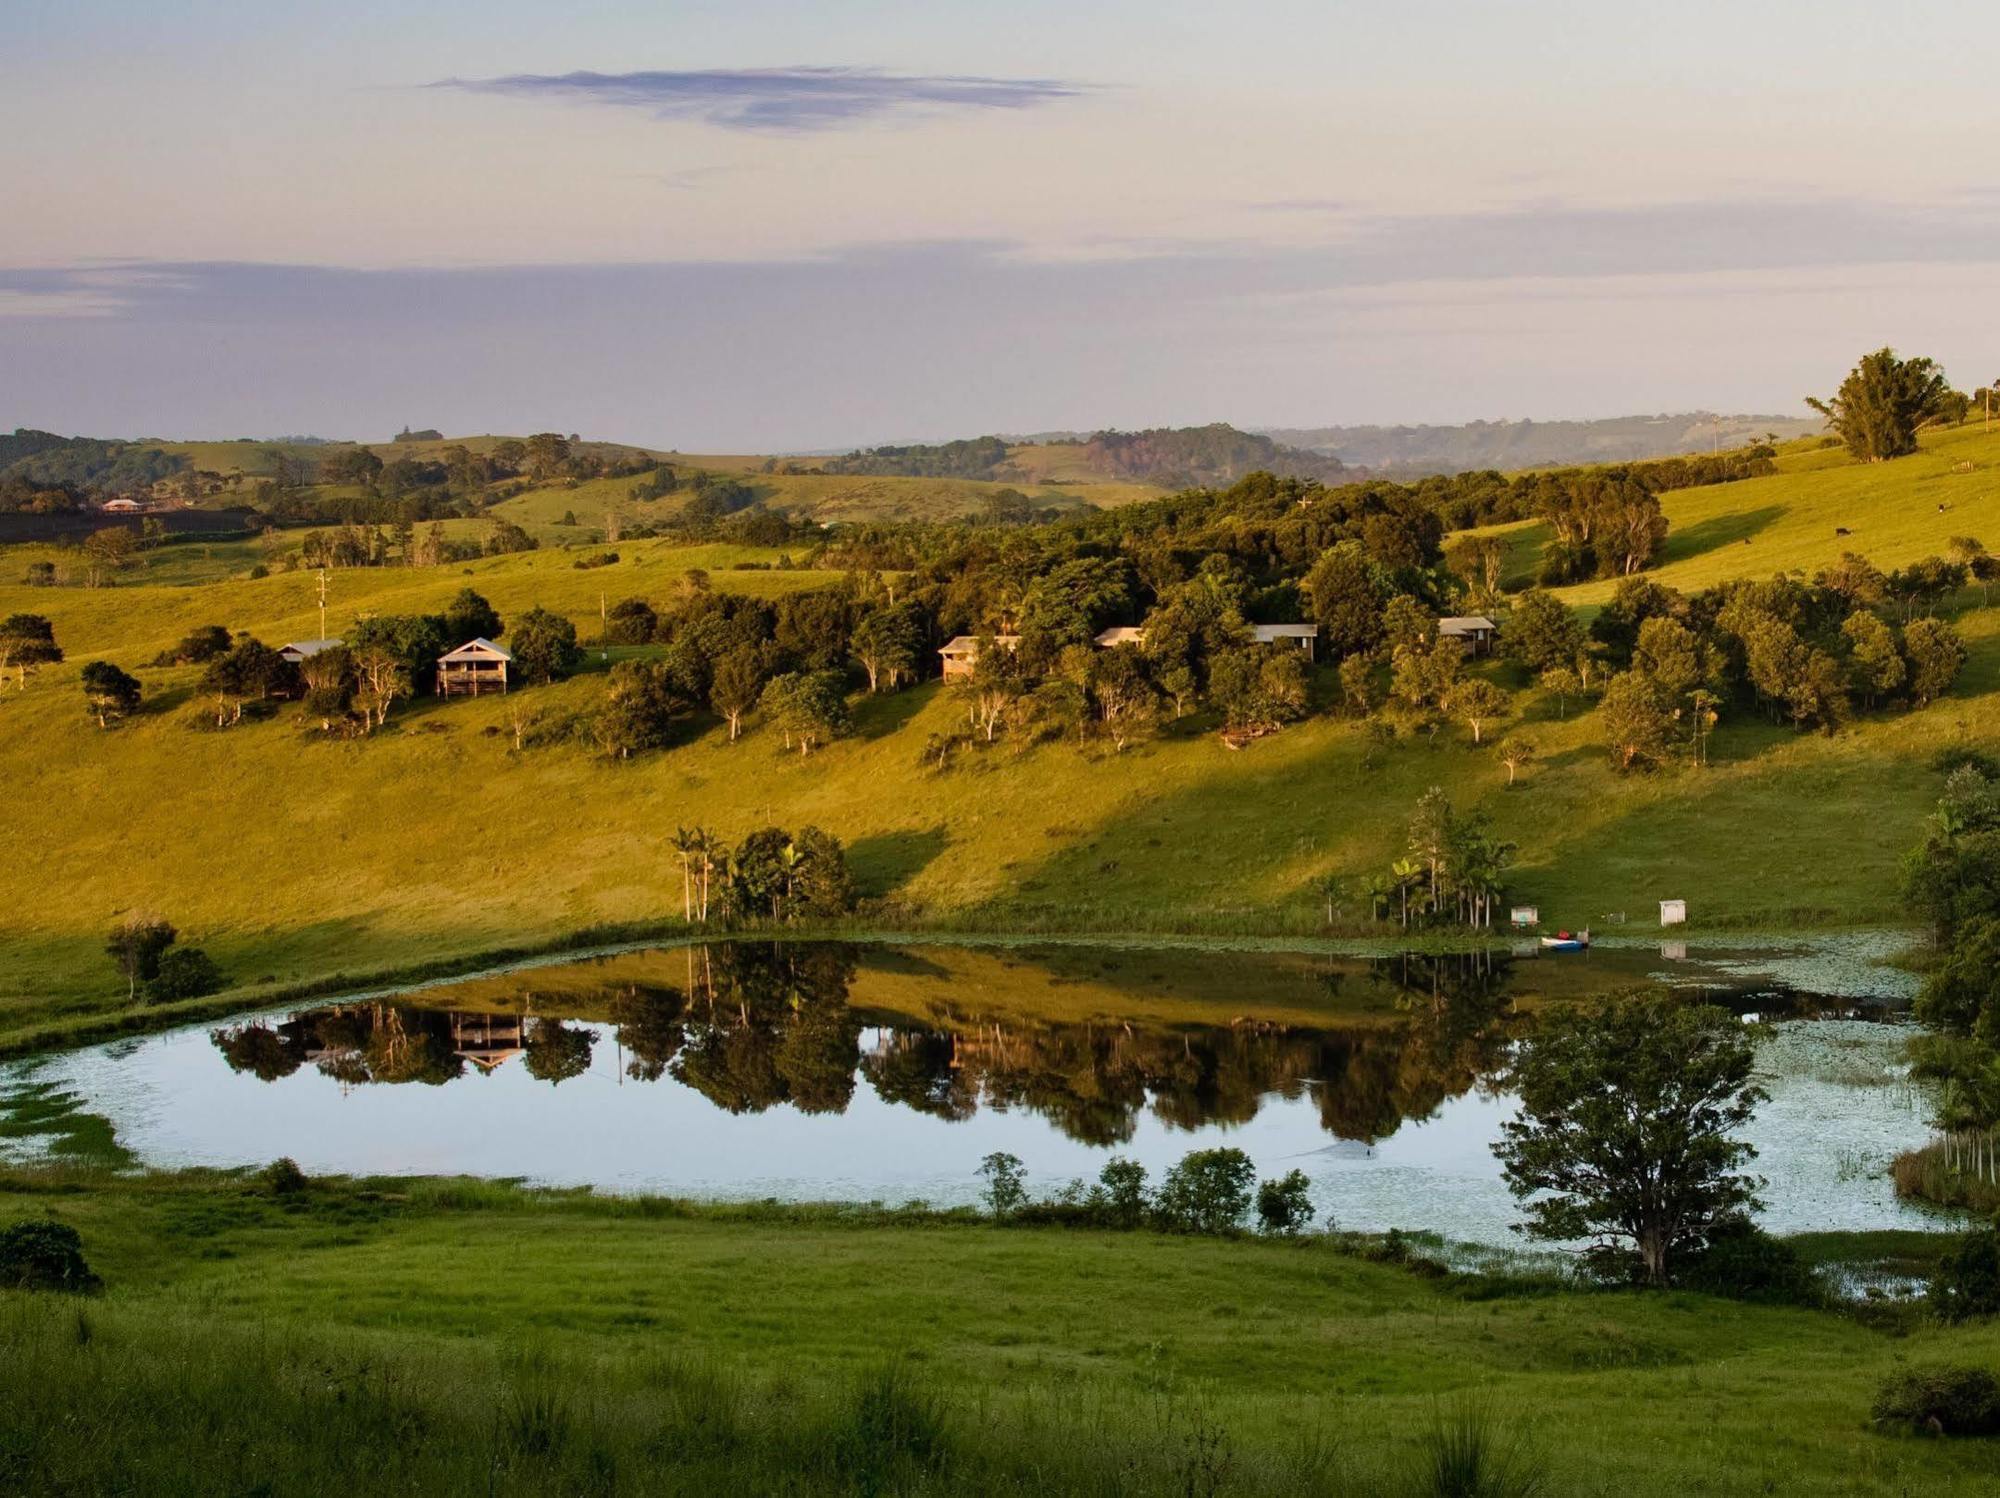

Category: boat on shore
[1540, 930, 1591, 952]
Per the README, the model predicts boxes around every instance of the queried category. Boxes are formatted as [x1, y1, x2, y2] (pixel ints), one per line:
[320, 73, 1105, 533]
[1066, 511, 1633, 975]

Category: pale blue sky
[3, 1, 1996, 448]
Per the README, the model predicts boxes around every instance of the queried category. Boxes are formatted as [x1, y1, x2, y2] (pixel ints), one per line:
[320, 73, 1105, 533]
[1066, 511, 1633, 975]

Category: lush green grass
[1472, 421, 2000, 602]
[1, 1168, 1997, 1495]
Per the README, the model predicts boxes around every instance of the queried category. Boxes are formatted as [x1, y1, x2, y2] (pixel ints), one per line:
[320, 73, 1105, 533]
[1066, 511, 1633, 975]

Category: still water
[7, 936, 1939, 1245]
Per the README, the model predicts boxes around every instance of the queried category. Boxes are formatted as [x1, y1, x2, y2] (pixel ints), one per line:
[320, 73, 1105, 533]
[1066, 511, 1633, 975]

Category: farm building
[436, 638, 512, 696]
[1439, 616, 1498, 656]
[938, 634, 1019, 681]
[1251, 623, 1319, 661]
[278, 638, 344, 664]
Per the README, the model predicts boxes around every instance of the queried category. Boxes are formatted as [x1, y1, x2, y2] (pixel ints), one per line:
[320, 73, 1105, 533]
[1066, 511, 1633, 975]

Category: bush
[259, 1157, 308, 1196]
[978, 1152, 1027, 1217]
[1255, 1169, 1316, 1235]
[146, 945, 225, 1002]
[1154, 1148, 1255, 1234]
[1678, 1216, 1822, 1306]
[1929, 1221, 2000, 1323]
[1412, 1399, 1548, 1496]
[1931, 745, 2000, 781]
[0, 1220, 101, 1294]
[1872, 1364, 2000, 1437]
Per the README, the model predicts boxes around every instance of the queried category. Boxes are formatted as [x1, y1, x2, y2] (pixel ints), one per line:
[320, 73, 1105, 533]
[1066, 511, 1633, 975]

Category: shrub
[147, 945, 225, 1002]
[1098, 1157, 1149, 1228]
[1154, 1148, 1255, 1234]
[978, 1152, 1027, 1217]
[260, 1157, 308, 1196]
[1872, 1364, 2000, 1437]
[0, 1220, 101, 1294]
[1678, 1216, 1822, 1306]
[1255, 1169, 1316, 1235]
[1931, 745, 2000, 781]
[1412, 1399, 1547, 1497]
[1929, 1221, 2000, 1323]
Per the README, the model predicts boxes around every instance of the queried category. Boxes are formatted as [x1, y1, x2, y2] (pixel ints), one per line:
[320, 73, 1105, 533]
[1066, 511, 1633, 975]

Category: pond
[3, 935, 1942, 1246]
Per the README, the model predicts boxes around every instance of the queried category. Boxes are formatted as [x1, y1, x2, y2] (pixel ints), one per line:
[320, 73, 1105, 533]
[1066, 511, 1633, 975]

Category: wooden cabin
[436, 637, 512, 696]
[938, 634, 1019, 682]
[279, 638, 344, 665]
[1439, 616, 1498, 657]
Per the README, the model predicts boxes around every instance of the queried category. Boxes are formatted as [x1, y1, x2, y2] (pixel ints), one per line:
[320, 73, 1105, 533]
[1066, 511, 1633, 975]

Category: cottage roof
[280, 638, 344, 658]
[939, 634, 1019, 655]
[439, 637, 513, 664]
[1438, 616, 1497, 635]
[1251, 623, 1319, 640]
[1094, 626, 1147, 647]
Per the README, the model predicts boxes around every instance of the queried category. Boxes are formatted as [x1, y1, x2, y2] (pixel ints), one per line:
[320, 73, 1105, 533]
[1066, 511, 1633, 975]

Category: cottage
[1439, 616, 1498, 657]
[1251, 623, 1319, 661]
[436, 637, 512, 696]
[1093, 626, 1147, 648]
[278, 638, 344, 664]
[938, 634, 1019, 682]
[99, 497, 146, 514]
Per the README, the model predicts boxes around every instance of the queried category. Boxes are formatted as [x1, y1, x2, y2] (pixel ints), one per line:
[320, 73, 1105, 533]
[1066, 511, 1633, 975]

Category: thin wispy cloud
[429, 67, 1093, 132]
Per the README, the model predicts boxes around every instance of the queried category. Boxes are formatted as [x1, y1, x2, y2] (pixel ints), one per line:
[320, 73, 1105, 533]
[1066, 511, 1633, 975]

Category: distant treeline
[821, 422, 1351, 489]
[0, 430, 190, 509]
[1262, 413, 1824, 477]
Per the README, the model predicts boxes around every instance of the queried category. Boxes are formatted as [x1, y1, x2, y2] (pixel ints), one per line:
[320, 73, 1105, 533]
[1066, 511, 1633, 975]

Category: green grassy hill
[4, 423, 1999, 1041]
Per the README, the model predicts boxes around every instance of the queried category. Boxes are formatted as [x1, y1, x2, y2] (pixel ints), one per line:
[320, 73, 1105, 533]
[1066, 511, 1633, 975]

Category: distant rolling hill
[1262, 413, 1825, 477]
[821, 422, 1352, 490]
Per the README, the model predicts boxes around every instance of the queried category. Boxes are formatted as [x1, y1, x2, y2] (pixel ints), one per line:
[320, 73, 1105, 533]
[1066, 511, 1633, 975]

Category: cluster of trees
[1499, 554, 1974, 774]
[297, 517, 537, 571]
[1358, 788, 1517, 929]
[105, 915, 224, 1004]
[978, 1148, 1317, 1236]
[1808, 348, 1968, 461]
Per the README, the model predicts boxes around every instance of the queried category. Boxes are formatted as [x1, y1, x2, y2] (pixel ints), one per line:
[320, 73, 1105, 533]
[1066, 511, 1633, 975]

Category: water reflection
[211, 943, 1526, 1145]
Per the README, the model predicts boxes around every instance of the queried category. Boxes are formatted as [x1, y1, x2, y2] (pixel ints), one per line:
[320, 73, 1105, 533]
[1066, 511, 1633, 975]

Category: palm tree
[670, 828, 699, 921]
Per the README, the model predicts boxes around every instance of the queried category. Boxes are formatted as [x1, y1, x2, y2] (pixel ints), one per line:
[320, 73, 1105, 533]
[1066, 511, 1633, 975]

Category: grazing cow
[1836, 526, 1851, 537]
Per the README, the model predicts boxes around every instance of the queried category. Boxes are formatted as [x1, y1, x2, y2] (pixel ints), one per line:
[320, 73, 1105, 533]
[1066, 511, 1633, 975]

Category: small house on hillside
[1251, 623, 1319, 661]
[939, 634, 1019, 682]
[1094, 626, 1147, 648]
[99, 497, 146, 514]
[436, 638, 512, 696]
[279, 638, 344, 664]
[1439, 616, 1498, 657]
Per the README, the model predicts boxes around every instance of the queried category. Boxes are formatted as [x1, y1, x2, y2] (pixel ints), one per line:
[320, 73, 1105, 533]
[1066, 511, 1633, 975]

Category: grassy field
[0, 1168, 1997, 1495]
[4, 424, 1999, 1043]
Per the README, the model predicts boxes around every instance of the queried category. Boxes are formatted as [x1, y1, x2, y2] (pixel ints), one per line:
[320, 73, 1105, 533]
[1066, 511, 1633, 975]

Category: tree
[107, 915, 176, 1001]
[1807, 348, 1957, 462]
[523, 1018, 594, 1084]
[349, 645, 409, 733]
[148, 945, 224, 1002]
[1538, 665, 1582, 719]
[1444, 534, 1506, 602]
[0, 1220, 100, 1294]
[1154, 1148, 1256, 1233]
[1494, 991, 1766, 1287]
[1498, 735, 1537, 786]
[1256, 1170, 1316, 1235]
[441, 588, 502, 644]
[0, 613, 61, 689]
[978, 1152, 1028, 1216]
[1599, 671, 1674, 772]
[1090, 645, 1161, 750]
[790, 825, 857, 917]
[1302, 541, 1385, 659]
[1336, 653, 1379, 717]
[1501, 590, 1586, 674]
[80, 526, 138, 586]
[80, 660, 140, 728]
[709, 646, 767, 742]
[1209, 644, 1308, 734]
[510, 607, 582, 685]
[1904, 617, 1967, 707]
[199, 637, 297, 726]
[759, 670, 851, 756]
[1839, 612, 1904, 708]
[523, 431, 573, 481]
[1445, 677, 1508, 745]
[594, 660, 686, 758]
[849, 603, 921, 693]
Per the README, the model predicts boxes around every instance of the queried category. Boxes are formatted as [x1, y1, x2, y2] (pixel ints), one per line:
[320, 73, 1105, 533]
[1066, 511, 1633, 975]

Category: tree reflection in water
[209, 943, 1523, 1145]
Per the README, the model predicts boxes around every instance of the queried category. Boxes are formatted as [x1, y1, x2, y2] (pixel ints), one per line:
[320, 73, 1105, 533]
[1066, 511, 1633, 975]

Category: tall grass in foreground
[1413, 1400, 1549, 1498]
[0, 1294, 1455, 1496]
[1893, 1138, 2000, 1215]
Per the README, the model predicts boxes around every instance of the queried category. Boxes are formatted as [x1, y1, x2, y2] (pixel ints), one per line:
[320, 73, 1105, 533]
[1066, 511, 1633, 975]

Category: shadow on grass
[850, 827, 951, 899]
[852, 685, 932, 742]
[1664, 505, 1786, 565]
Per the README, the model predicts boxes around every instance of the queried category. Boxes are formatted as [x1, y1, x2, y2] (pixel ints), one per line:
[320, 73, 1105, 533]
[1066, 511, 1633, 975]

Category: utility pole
[316, 568, 329, 641]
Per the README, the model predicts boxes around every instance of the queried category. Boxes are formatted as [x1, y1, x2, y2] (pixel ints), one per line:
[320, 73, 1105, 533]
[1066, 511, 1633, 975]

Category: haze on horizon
[3, 0, 1997, 451]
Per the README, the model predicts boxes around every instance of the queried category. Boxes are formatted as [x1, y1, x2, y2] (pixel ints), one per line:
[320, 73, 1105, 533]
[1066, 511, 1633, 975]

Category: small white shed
[1510, 905, 1539, 929]
[1659, 899, 1688, 926]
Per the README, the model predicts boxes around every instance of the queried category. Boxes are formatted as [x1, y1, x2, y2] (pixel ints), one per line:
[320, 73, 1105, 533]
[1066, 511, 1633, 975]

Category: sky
[2, 0, 1997, 450]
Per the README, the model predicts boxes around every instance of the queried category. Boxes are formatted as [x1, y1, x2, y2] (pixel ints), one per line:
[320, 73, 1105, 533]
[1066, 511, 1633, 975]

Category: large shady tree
[1807, 347, 1960, 462]
[1494, 990, 1766, 1286]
